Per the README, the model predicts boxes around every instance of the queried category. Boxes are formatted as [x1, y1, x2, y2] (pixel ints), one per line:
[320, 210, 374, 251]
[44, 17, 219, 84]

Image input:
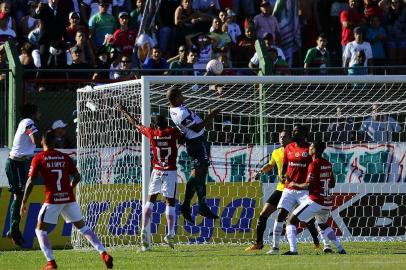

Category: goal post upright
[141, 76, 151, 244]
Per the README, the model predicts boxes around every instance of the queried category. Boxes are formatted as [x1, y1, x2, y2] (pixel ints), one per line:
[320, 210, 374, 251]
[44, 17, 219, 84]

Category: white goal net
[72, 75, 406, 248]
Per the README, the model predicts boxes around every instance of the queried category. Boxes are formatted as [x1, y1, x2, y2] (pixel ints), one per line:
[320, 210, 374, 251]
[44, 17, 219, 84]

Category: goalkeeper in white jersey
[167, 87, 220, 223]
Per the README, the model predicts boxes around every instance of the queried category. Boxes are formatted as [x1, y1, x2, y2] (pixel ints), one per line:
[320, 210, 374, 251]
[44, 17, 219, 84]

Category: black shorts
[5, 158, 32, 195]
[186, 135, 211, 169]
[266, 190, 283, 207]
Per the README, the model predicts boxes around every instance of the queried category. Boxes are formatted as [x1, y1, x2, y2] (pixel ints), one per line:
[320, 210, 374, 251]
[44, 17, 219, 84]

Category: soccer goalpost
[72, 75, 406, 249]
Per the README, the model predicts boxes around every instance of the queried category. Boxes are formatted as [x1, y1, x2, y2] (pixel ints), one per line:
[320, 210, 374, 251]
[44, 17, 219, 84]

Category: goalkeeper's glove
[254, 170, 264, 180]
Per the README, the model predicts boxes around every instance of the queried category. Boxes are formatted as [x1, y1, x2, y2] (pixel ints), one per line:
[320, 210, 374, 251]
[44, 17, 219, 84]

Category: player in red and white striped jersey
[20, 130, 113, 270]
[283, 141, 346, 255]
[116, 104, 183, 251]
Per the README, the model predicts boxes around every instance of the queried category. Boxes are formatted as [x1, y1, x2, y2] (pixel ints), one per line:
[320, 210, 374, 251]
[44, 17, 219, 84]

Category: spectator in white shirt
[343, 27, 373, 70]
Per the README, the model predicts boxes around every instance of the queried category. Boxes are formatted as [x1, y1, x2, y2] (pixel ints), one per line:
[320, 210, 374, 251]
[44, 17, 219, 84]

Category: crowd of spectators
[0, 0, 405, 81]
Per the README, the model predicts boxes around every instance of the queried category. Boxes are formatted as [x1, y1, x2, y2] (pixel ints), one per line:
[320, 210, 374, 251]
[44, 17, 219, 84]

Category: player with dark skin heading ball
[167, 86, 220, 222]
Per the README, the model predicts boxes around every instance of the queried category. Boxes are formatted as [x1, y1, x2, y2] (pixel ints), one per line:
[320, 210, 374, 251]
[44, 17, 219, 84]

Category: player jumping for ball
[20, 131, 113, 270]
[284, 141, 346, 255]
[116, 104, 183, 250]
[167, 87, 220, 223]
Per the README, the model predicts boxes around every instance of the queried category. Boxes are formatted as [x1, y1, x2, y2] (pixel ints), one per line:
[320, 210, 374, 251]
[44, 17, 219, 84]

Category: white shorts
[149, 169, 177, 198]
[277, 189, 309, 213]
[38, 202, 83, 225]
[293, 199, 331, 224]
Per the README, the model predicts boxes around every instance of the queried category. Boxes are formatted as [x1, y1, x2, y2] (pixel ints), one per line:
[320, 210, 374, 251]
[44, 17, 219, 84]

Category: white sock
[79, 226, 106, 254]
[165, 205, 176, 236]
[322, 227, 343, 251]
[286, 224, 297, 252]
[317, 225, 330, 247]
[272, 222, 284, 249]
[35, 229, 55, 261]
[142, 202, 154, 231]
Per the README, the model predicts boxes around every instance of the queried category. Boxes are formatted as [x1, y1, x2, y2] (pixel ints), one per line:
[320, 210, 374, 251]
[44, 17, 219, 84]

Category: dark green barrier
[25, 90, 77, 147]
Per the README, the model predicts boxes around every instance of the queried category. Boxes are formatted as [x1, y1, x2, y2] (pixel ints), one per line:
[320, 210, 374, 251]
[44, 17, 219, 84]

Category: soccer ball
[206, 59, 224, 75]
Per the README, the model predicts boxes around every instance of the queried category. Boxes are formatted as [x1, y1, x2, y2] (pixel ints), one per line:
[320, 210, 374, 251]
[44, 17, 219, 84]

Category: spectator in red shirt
[113, 11, 137, 56]
[340, 0, 366, 49]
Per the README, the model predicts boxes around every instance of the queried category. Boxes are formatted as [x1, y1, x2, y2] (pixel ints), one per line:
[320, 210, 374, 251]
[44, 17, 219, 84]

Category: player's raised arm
[115, 103, 143, 130]
[254, 159, 276, 180]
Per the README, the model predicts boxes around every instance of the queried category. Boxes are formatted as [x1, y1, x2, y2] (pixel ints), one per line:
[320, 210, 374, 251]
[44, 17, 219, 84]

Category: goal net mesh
[72, 77, 406, 248]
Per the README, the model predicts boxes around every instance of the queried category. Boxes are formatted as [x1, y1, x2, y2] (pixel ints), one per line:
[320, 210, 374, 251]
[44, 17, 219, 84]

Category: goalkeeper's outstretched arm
[254, 160, 276, 180]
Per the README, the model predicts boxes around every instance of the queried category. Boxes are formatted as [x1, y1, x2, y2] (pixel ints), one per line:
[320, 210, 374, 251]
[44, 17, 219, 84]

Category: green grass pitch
[2, 242, 405, 270]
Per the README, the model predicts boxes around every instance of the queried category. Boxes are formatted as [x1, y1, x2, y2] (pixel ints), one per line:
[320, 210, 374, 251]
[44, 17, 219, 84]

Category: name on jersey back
[288, 161, 307, 168]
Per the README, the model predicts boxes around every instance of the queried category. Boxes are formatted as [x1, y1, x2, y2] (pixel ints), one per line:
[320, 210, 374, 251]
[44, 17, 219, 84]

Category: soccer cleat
[6, 231, 24, 247]
[140, 229, 151, 251]
[180, 204, 194, 224]
[265, 247, 279, 255]
[164, 235, 175, 249]
[245, 243, 264, 251]
[101, 251, 113, 269]
[282, 251, 298, 255]
[198, 204, 219, 219]
[314, 243, 321, 251]
[338, 249, 347, 254]
[323, 247, 334, 254]
[42, 260, 57, 270]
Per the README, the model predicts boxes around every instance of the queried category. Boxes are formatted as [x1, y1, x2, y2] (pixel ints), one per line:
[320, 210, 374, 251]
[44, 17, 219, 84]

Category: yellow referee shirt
[268, 147, 285, 191]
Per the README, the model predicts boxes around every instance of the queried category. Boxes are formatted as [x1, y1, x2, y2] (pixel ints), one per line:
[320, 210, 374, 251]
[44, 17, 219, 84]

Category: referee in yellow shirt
[245, 130, 320, 251]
